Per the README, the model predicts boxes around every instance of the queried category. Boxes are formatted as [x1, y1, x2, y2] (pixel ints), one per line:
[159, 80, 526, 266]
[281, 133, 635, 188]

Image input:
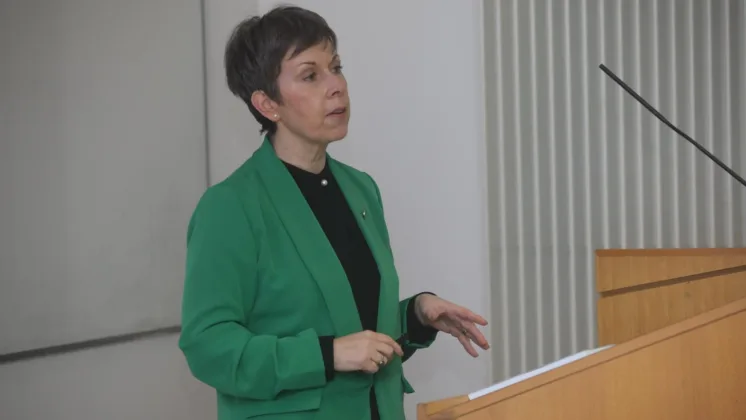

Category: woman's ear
[251, 90, 280, 122]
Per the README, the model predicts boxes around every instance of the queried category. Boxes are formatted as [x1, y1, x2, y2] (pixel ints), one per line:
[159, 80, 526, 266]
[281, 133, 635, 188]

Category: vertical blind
[484, 0, 745, 381]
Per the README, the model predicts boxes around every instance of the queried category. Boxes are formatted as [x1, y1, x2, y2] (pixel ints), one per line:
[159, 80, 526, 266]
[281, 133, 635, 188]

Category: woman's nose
[327, 74, 347, 97]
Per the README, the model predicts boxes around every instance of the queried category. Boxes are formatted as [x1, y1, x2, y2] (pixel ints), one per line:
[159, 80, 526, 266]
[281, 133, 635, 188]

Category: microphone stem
[599, 63, 746, 189]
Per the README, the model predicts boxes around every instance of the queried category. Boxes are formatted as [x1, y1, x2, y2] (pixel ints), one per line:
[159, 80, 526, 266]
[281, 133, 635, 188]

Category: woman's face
[271, 41, 350, 144]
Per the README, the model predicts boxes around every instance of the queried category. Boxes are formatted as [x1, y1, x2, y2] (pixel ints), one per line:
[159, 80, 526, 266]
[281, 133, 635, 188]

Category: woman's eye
[333, 65, 344, 74]
[303, 72, 316, 82]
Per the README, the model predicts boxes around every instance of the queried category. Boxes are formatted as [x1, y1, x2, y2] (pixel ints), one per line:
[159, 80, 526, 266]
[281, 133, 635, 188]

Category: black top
[283, 160, 436, 419]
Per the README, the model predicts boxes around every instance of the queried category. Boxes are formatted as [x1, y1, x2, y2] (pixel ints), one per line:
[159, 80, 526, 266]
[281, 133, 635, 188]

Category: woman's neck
[271, 131, 327, 174]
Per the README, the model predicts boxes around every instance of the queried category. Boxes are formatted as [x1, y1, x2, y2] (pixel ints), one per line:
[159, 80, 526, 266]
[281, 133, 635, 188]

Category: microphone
[598, 63, 746, 189]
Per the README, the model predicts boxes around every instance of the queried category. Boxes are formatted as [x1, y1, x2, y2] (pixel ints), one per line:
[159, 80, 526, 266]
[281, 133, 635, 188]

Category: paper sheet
[468, 345, 615, 400]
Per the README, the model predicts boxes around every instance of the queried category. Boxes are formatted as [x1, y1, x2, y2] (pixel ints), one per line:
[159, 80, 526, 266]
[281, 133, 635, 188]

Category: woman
[178, 5, 489, 420]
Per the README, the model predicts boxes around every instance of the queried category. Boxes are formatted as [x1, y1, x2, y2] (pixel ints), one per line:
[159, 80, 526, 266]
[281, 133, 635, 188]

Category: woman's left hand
[414, 294, 490, 357]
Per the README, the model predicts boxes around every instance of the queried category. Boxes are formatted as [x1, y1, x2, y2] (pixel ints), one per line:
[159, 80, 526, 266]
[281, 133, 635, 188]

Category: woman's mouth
[327, 107, 347, 116]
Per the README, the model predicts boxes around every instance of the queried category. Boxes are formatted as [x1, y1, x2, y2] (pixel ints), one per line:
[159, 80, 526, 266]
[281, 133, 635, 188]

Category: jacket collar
[251, 137, 398, 338]
[253, 138, 362, 336]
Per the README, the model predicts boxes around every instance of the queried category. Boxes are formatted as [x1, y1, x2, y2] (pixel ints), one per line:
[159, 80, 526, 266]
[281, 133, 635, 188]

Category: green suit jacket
[179, 138, 436, 420]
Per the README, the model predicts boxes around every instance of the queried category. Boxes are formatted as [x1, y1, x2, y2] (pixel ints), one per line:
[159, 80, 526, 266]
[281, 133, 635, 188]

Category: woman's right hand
[333, 330, 404, 373]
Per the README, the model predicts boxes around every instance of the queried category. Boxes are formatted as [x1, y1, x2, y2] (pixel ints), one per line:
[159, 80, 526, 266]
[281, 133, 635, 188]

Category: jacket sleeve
[178, 185, 327, 400]
[398, 294, 438, 362]
[366, 173, 439, 361]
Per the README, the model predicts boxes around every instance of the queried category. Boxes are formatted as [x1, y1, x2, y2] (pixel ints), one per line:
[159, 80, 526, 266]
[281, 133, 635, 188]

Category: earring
[273, 114, 279, 120]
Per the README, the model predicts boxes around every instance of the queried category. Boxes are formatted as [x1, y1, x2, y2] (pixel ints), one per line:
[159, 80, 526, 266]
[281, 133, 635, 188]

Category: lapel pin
[361, 210, 367, 219]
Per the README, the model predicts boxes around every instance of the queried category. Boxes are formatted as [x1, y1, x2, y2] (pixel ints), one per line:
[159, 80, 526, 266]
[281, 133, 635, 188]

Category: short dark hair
[224, 6, 338, 136]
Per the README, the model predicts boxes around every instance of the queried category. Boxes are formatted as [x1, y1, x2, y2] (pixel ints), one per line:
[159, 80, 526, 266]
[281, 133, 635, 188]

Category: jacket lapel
[253, 140, 362, 337]
[329, 160, 399, 338]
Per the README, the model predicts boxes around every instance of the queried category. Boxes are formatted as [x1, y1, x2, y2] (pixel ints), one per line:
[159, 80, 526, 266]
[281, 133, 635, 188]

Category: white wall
[0, 0, 206, 353]
[0, 335, 215, 420]
[0, 0, 215, 418]
[204, 1, 492, 418]
[204, 0, 261, 184]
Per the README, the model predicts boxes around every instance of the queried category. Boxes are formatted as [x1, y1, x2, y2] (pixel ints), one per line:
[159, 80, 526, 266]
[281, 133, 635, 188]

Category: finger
[440, 318, 467, 338]
[442, 320, 483, 357]
[373, 333, 404, 357]
[363, 359, 380, 374]
[441, 310, 489, 349]
[457, 333, 479, 357]
[369, 351, 387, 370]
[374, 342, 395, 361]
[453, 307, 488, 326]
[459, 322, 490, 350]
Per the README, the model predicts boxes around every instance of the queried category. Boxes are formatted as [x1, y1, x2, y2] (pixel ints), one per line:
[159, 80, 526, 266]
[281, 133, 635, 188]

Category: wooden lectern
[417, 248, 746, 419]
[596, 247, 746, 345]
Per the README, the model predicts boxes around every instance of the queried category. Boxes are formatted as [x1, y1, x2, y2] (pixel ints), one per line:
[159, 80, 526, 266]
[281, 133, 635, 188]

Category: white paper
[468, 345, 615, 400]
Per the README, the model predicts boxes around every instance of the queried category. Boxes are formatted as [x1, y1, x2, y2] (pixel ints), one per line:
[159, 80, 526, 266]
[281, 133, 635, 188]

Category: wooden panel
[417, 396, 469, 419]
[595, 248, 746, 345]
[596, 248, 746, 292]
[420, 298, 746, 420]
[597, 269, 746, 345]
